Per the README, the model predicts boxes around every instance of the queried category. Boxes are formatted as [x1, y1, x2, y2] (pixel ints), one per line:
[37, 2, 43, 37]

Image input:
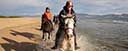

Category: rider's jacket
[58, 6, 77, 27]
[43, 12, 53, 21]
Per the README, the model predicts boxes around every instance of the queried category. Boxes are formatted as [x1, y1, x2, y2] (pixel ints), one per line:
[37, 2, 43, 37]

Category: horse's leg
[45, 32, 48, 41]
[42, 31, 44, 39]
[43, 32, 46, 41]
[48, 32, 50, 39]
[71, 37, 75, 51]
[43, 31, 48, 41]
[60, 48, 64, 51]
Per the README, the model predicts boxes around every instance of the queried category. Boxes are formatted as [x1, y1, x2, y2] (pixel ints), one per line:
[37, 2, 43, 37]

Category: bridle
[64, 27, 74, 31]
[64, 17, 74, 33]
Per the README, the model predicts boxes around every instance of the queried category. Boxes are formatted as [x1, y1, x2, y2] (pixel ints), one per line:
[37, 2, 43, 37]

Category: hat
[66, 1, 73, 7]
[46, 7, 50, 10]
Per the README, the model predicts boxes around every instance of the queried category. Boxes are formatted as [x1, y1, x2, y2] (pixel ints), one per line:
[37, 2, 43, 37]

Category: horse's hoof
[42, 39, 46, 41]
[51, 46, 57, 50]
[40, 29, 42, 30]
[75, 46, 80, 50]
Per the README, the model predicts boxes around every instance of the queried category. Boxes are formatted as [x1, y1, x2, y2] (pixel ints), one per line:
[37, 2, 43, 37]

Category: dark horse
[53, 15, 59, 27]
[42, 18, 53, 40]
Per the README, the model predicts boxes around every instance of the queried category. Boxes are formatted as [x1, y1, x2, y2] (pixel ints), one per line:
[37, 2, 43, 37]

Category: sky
[0, 0, 128, 16]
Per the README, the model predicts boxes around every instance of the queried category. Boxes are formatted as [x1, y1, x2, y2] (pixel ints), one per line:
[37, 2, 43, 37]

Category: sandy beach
[0, 18, 84, 51]
[0, 18, 42, 51]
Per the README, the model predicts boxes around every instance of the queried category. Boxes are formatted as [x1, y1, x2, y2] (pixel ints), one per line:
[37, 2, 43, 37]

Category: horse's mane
[43, 21, 53, 32]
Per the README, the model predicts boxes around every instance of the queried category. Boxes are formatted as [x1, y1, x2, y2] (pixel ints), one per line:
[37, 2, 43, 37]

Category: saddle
[42, 16, 52, 31]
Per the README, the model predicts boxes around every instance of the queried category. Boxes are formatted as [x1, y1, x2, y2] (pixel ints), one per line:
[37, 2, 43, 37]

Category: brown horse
[42, 19, 53, 40]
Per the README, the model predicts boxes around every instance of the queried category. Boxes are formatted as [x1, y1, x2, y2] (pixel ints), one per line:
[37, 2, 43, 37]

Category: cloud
[0, 0, 45, 10]
[74, 0, 128, 14]
[0, 0, 49, 15]
[0, 0, 128, 15]
[0, 0, 67, 15]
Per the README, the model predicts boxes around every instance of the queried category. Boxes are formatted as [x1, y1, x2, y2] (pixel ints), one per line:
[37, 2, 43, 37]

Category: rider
[40, 7, 53, 30]
[52, 1, 79, 49]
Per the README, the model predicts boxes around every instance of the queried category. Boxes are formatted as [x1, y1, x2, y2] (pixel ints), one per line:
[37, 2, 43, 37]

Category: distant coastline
[1, 13, 128, 22]
[0, 16, 22, 18]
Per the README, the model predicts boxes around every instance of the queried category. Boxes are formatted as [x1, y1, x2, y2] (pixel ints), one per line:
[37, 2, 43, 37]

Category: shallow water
[76, 18, 128, 51]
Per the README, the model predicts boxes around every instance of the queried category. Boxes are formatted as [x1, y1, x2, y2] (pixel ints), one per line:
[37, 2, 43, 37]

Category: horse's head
[53, 15, 59, 25]
[64, 17, 75, 39]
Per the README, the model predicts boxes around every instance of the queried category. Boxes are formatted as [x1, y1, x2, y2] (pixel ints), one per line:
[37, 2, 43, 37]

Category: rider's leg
[73, 27, 80, 49]
[73, 28, 77, 47]
[51, 26, 62, 49]
[40, 21, 43, 30]
[40, 17, 44, 30]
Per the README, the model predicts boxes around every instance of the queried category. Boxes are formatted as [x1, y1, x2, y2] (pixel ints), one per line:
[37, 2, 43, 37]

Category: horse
[59, 17, 75, 51]
[53, 15, 59, 28]
[41, 19, 53, 41]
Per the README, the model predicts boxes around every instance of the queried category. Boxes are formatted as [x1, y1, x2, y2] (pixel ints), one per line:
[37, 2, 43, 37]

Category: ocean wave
[112, 20, 128, 23]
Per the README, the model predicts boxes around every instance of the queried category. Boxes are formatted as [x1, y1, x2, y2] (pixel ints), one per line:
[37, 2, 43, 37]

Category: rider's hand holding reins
[67, 14, 73, 17]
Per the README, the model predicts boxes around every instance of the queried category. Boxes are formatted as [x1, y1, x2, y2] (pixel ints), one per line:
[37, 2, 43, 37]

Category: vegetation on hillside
[0, 16, 22, 18]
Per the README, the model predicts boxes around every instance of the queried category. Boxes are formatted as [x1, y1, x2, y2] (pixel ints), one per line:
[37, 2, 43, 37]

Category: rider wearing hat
[40, 7, 53, 30]
[52, 1, 79, 49]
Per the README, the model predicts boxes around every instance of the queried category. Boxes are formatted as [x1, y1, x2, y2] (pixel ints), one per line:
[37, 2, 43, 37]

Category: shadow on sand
[34, 28, 41, 31]
[10, 30, 40, 41]
[0, 37, 38, 51]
